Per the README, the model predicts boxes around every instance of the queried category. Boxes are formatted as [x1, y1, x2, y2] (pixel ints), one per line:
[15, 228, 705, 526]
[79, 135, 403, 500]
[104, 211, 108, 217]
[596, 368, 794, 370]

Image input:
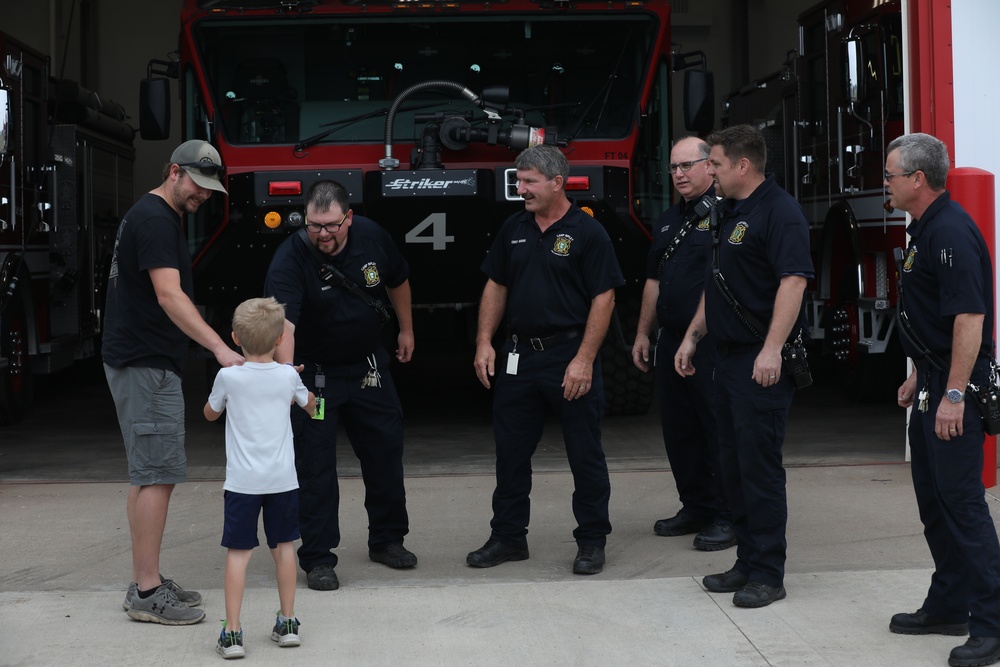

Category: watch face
[947, 389, 964, 403]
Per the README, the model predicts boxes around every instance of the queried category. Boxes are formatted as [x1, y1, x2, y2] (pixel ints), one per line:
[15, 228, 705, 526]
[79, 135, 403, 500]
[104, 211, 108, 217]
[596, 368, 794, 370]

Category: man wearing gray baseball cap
[103, 139, 243, 625]
[170, 139, 228, 194]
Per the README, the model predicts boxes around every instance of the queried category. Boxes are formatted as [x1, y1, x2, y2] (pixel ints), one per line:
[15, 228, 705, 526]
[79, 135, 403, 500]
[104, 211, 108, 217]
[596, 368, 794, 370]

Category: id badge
[312, 396, 325, 420]
[507, 352, 519, 375]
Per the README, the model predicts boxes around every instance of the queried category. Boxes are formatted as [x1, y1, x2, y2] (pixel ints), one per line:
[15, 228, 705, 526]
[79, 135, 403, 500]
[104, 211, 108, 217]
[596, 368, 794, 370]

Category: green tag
[312, 396, 325, 420]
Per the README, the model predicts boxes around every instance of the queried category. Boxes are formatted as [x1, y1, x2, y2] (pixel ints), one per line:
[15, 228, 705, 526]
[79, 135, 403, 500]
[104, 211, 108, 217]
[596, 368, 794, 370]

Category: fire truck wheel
[600, 296, 654, 417]
[0, 297, 34, 424]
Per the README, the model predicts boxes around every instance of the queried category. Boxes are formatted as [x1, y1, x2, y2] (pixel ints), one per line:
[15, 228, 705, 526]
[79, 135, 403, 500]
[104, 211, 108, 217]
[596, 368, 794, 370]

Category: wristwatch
[946, 388, 965, 404]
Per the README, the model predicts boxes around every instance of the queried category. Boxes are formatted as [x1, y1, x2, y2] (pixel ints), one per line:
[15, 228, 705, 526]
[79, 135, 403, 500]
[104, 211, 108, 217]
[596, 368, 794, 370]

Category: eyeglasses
[177, 161, 227, 179]
[304, 211, 349, 234]
[667, 157, 708, 173]
[883, 170, 915, 181]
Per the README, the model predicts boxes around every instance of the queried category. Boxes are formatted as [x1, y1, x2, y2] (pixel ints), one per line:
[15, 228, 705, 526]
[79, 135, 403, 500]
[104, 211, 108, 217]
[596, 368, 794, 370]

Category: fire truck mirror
[140, 77, 171, 141]
[683, 69, 715, 134]
[0, 84, 10, 158]
[844, 38, 865, 104]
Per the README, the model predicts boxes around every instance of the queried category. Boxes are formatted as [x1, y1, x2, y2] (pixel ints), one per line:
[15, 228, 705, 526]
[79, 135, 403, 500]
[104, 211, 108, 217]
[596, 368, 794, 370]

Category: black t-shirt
[265, 216, 408, 364]
[900, 191, 994, 358]
[645, 187, 716, 332]
[481, 204, 625, 336]
[705, 176, 813, 344]
[102, 193, 193, 374]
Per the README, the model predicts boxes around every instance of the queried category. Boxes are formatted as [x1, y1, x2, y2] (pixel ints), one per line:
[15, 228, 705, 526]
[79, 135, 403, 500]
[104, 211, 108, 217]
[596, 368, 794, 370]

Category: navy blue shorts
[222, 489, 300, 550]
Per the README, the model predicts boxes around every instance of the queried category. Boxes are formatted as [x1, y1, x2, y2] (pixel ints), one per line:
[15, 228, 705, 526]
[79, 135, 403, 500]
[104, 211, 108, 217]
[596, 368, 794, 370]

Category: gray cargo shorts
[104, 364, 187, 486]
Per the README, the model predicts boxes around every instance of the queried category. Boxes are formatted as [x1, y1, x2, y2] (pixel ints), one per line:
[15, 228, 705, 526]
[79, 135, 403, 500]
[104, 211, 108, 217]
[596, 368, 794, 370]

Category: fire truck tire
[600, 296, 654, 416]
[0, 296, 35, 424]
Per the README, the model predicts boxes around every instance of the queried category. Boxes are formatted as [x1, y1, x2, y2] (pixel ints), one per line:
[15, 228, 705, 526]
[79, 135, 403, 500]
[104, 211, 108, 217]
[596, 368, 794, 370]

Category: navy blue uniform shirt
[265, 216, 408, 364]
[645, 186, 716, 332]
[705, 176, 813, 344]
[900, 191, 994, 358]
[481, 203, 625, 336]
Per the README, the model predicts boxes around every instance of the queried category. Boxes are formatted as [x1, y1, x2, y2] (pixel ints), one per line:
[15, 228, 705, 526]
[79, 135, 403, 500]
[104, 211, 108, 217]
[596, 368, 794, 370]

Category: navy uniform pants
[489, 338, 612, 547]
[290, 347, 409, 572]
[655, 330, 729, 524]
[910, 361, 1000, 636]
[714, 345, 794, 588]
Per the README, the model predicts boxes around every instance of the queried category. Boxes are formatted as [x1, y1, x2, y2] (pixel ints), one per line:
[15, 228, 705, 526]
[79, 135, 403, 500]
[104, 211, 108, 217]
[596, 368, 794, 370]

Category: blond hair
[231, 297, 285, 356]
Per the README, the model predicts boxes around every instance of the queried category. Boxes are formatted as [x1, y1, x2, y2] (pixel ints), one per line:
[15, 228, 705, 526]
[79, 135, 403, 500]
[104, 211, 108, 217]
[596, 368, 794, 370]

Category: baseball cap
[170, 140, 228, 194]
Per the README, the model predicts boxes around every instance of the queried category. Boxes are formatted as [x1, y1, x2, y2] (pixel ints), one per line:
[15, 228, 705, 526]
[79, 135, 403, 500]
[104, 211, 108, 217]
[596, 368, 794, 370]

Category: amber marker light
[264, 211, 283, 229]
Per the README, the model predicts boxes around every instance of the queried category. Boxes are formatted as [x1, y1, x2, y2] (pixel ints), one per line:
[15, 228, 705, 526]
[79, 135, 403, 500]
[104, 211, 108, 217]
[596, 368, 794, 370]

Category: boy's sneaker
[217, 628, 245, 659]
[271, 615, 301, 647]
[122, 576, 201, 611]
[126, 585, 206, 625]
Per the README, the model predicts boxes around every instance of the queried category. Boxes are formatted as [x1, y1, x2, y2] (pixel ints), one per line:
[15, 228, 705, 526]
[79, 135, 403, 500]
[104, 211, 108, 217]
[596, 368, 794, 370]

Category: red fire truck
[722, 0, 997, 401]
[0, 32, 135, 423]
[723, 0, 908, 399]
[139, 0, 714, 415]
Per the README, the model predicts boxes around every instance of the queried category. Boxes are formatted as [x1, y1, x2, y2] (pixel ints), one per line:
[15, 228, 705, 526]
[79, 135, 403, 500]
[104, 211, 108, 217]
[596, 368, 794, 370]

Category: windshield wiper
[562, 30, 635, 142]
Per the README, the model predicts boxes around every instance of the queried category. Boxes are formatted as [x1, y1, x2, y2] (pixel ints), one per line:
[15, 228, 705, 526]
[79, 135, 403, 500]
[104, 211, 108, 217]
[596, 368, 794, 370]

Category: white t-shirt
[207, 361, 309, 494]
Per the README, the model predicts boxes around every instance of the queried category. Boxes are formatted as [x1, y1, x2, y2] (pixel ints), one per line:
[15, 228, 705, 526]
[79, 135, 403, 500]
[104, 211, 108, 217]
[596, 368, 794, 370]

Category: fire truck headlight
[264, 211, 283, 229]
[287, 211, 304, 227]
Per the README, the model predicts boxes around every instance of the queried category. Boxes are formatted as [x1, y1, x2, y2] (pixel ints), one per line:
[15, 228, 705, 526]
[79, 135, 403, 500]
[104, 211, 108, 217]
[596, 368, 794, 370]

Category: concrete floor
[6, 356, 996, 667]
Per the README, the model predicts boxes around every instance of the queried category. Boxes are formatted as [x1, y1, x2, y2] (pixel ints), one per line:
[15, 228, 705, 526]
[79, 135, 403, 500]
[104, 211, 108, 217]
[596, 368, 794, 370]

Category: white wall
[952, 0, 1000, 248]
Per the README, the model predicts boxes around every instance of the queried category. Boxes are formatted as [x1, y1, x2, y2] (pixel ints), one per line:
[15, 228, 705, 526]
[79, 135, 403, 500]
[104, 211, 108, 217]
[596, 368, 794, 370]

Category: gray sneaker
[159, 575, 202, 607]
[126, 585, 206, 625]
[122, 582, 138, 611]
[122, 576, 202, 611]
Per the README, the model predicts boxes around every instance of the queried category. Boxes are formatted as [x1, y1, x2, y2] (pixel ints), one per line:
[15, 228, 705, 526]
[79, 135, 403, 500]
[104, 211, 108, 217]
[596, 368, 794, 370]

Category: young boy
[204, 297, 316, 659]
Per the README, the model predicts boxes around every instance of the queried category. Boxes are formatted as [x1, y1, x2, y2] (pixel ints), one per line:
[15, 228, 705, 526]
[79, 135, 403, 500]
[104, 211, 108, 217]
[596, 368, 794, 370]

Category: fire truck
[722, 0, 998, 400]
[139, 0, 714, 415]
[723, 0, 906, 399]
[0, 32, 135, 423]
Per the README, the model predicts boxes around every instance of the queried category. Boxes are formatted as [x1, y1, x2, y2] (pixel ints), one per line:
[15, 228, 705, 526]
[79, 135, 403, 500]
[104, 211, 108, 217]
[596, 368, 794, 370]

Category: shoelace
[221, 630, 242, 647]
[157, 588, 188, 608]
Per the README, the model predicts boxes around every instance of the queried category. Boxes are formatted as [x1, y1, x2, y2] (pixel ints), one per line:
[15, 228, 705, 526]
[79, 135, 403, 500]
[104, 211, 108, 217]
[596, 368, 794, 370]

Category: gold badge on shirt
[728, 221, 749, 245]
[362, 262, 381, 287]
[552, 234, 573, 256]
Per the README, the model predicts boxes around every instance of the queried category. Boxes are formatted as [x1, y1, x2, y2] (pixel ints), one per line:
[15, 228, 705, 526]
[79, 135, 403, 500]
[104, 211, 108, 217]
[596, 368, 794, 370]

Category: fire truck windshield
[191, 13, 656, 146]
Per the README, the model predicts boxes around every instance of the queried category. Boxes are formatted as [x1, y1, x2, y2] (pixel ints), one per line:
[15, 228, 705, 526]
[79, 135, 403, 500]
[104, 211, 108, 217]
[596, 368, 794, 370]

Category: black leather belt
[511, 329, 582, 351]
[716, 341, 761, 356]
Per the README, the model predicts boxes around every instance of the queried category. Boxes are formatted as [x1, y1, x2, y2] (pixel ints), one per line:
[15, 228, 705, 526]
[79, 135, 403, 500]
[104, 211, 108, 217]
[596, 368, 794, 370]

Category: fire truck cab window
[191, 15, 654, 145]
